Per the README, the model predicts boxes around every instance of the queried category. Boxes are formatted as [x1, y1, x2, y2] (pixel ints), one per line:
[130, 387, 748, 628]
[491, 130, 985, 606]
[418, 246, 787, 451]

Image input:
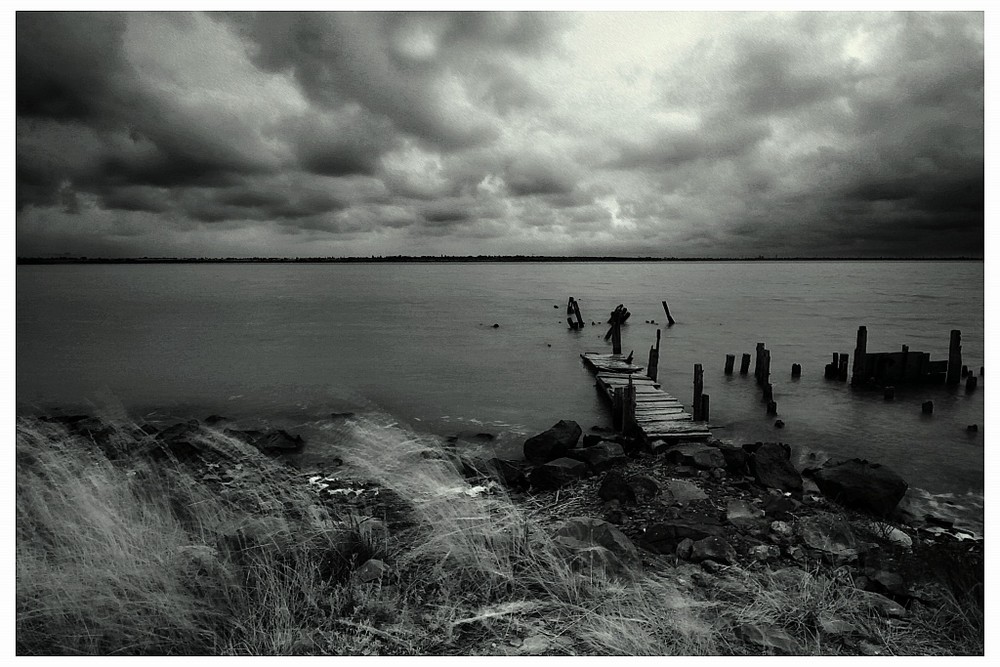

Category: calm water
[16, 262, 984, 526]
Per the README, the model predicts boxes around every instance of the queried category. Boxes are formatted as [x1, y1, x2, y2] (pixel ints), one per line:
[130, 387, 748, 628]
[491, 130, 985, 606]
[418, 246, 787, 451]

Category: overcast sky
[15, 11, 984, 258]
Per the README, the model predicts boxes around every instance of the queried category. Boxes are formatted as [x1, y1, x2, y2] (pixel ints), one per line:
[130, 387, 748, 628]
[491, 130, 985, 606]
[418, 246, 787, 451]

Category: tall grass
[15, 414, 982, 655]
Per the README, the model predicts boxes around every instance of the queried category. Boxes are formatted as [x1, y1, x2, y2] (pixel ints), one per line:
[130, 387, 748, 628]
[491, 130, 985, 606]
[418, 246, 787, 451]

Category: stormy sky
[15, 11, 984, 258]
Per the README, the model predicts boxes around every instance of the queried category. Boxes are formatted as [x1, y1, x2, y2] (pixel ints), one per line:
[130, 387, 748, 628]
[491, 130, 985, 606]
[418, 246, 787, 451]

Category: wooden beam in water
[661, 300, 676, 326]
[692, 363, 704, 421]
[739, 353, 751, 375]
[947, 330, 962, 386]
[724, 354, 736, 375]
[851, 325, 867, 386]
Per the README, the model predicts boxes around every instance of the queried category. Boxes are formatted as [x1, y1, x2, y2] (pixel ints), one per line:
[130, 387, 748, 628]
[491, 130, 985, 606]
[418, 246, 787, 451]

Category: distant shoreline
[15, 255, 984, 265]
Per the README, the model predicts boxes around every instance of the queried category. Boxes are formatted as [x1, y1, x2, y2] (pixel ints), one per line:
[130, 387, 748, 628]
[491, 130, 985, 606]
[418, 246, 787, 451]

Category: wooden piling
[791, 363, 802, 378]
[837, 353, 849, 381]
[961, 365, 969, 378]
[647, 329, 661, 382]
[661, 300, 676, 326]
[851, 325, 867, 386]
[692, 364, 704, 421]
[966, 375, 978, 393]
[612, 387, 624, 431]
[700, 393, 710, 422]
[739, 353, 751, 375]
[572, 298, 585, 329]
[623, 380, 638, 437]
[753, 343, 765, 382]
[884, 386, 895, 401]
[762, 382, 773, 404]
[762, 349, 771, 385]
[946, 330, 962, 386]
[766, 400, 777, 416]
[724, 354, 736, 375]
[611, 316, 622, 355]
[922, 400, 934, 414]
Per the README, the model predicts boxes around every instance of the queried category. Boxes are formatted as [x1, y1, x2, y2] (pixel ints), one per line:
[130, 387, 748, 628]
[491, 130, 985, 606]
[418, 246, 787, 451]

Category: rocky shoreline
[22, 411, 985, 656]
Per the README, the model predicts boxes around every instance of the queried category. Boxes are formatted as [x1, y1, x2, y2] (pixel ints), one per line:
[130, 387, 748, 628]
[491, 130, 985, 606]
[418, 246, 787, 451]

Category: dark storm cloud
[611, 114, 773, 169]
[223, 11, 564, 150]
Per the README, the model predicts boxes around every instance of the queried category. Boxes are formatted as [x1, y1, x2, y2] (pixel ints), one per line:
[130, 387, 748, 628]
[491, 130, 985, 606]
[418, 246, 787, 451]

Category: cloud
[15, 11, 983, 258]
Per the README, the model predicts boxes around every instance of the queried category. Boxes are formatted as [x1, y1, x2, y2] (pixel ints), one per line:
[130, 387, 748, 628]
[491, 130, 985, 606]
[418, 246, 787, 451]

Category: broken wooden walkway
[581, 353, 711, 442]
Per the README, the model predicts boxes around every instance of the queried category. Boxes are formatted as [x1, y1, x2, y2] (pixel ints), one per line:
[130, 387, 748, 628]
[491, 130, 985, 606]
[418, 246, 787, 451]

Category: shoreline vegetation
[15, 255, 983, 265]
[16, 411, 984, 656]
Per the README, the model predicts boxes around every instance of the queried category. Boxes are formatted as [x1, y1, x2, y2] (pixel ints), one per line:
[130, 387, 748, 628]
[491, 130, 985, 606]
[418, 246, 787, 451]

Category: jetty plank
[584, 352, 711, 441]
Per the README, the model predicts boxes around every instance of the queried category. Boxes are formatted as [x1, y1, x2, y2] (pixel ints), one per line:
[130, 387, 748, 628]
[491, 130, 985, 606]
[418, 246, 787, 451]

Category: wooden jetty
[581, 352, 712, 442]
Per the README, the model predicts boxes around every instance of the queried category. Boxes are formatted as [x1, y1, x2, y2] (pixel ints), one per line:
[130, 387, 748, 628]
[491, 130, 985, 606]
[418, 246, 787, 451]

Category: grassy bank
[14, 415, 984, 655]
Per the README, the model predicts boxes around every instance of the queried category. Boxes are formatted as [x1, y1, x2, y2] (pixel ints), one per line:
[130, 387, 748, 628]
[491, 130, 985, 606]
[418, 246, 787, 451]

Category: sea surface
[16, 261, 985, 530]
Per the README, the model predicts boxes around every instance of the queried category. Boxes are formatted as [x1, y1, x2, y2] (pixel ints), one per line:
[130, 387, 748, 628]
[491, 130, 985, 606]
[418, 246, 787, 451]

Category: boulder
[485, 458, 530, 491]
[566, 441, 626, 472]
[523, 420, 582, 463]
[251, 429, 306, 454]
[352, 558, 388, 584]
[747, 442, 802, 495]
[690, 536, 737, 564]
[763, 495, 799, 520]
[716, 443, 750, 475]
[598, 470, 636, 504]
[154, 420, 207, 460]
[812, 458, 908, 517]
[627, 475, 660, 502]
[581, 434, 603, 448]
[639, 512, 724, 554]
[553, 517, 640, 565]
[726, 499, 765, 529]
[661, 479, 708, 504]
[528, 457, 588, 490]
[662, 442, 726, 469]
[736, 624, 801, 655]
[797, 514, 859, 560]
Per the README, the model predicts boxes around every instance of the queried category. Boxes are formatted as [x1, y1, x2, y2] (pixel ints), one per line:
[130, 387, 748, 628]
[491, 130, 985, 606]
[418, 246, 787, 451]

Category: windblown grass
[15, 414, 983, 655]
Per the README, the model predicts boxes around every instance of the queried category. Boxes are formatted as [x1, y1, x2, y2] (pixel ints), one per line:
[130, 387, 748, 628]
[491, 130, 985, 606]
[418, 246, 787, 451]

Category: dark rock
[726, 499, 765, 529]
[700, 559, 724, 574]
[812, 458, 908, 517]
[763, 495, 799, 520]
[154, 420, 206, 460]
[523, 420, 582, 464]
[598, 470, 636, 504]
[252, 429, 306, 454]
[774, 420, 785, 429]
[330, 412, 356, 420]
[528, 457, 588, 490]
[736, 624, 801, 655]
[203, 414, 228, 426]
[627, 475, 660, 502]
[676, 537, 694, 560]
[553, 517, 639, 564]
[662, 442, 726, 469]
[492, 323, 500, 328]
[857, 589, 908, 618]
[352, 558, 388, 584]
[797, 514, 859, 560]
[581, 434, 603, 448]
[639, 512, 724, 554]
[661, 479, 708, 504]
[747, 442, 802, 495]
[861, 569, 912, 603]
[716, 443, 750, 475]
[691, 536, 737, 564]
[566, 441, 627, 472]
[485, 458, 530, 490]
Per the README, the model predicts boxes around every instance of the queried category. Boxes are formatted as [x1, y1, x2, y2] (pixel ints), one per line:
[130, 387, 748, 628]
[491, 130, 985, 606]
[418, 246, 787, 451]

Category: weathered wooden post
[922, 400, 934, 414]
[961, 365, 969, 378]
[700, 394, 710, 422]
[825, 352, 838, 379]
[647, 329, 661, 382]
[612, 316, 622, 355]
[762, 349, 771, 386]
[724, 354, 736, 375]
[791, 363, 802, 378]
[661, 300, 676, 326]
[753, 343, 765, 383]
[612, 387, 625, 431]
[766, 400, 777, 416]
[837, 353, 849, 381]
[966, 375, 978, 393]
[572, 298, 585, 329]
[566, 297, 578, 330]
[884, 386, 895, 401]
[739, 353, 751, 375]
[692, 364, 704, 421]
[623, 378, 638, 437]
[946, 330, 962, 386]
[851, 326, 867, 386]
[762, 382, 774, 404]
